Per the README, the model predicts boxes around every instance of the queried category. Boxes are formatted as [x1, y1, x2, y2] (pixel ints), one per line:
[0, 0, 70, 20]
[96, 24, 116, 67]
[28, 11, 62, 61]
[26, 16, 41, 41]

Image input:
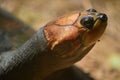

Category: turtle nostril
[97, 13, 108, 21]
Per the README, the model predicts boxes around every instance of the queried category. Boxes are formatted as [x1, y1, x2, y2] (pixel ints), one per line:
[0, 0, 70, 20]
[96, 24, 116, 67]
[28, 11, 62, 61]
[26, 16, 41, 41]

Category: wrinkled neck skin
[0, 27, 95, 80]
[0, 27, 48, 79]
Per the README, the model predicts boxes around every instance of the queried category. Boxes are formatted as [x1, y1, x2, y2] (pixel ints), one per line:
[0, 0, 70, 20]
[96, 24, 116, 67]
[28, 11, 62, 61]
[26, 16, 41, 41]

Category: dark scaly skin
[0, 9, 107, 80]
[0, 30, 13, 53]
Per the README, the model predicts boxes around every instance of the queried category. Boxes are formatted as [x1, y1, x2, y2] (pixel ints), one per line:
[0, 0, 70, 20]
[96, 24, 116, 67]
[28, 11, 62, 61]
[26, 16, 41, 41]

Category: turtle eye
[97, 13, 108, 21]
[80, 16, 94, 29]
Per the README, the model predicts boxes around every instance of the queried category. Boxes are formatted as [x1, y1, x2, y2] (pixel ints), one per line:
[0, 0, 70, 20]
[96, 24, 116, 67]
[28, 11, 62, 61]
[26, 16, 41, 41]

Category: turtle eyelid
[87, 8, 97, 12]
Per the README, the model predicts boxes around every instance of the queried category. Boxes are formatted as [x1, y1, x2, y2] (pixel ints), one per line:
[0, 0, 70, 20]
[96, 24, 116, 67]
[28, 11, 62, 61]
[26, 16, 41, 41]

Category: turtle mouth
[93, 17, 99, 27]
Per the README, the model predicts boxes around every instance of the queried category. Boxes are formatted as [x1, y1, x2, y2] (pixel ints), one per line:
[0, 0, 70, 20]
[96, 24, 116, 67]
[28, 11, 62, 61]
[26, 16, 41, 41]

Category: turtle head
[44, 8, 108, 57]
[40, 9, 108, 74]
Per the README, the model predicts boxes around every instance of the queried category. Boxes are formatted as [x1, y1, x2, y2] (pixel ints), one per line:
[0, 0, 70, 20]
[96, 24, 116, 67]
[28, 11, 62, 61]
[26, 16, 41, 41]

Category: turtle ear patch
[80, 16, 94, 29]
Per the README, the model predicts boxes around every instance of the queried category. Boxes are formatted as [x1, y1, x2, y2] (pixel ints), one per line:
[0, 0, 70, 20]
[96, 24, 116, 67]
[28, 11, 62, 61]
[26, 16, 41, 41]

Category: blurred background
[0, 0, 120, 80]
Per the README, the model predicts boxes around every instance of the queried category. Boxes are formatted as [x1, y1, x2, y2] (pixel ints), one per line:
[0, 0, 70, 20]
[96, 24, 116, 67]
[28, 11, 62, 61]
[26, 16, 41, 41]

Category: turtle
[0, 8, 108, 80]
[0, 29, 13, 53]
